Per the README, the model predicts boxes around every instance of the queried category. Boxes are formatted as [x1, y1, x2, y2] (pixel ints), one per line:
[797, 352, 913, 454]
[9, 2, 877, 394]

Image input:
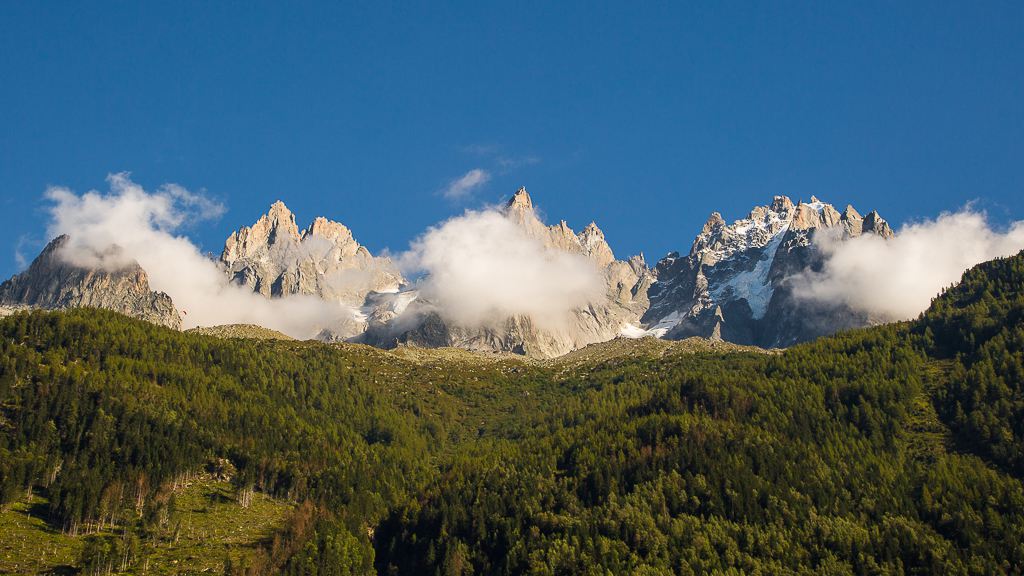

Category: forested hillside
[2, 251, 1024, 574]
[376, 324, 1023, 574]
[917, 253, 1024, 476]
[0, 307, 573, 573]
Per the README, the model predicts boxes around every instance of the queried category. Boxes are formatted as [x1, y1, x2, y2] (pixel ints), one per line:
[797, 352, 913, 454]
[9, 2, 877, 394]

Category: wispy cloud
[441, 168, 490, 200]
[160, 182, 227, 222]
[460, 143, 499, 156]
[459, 143, 542, 173]
[496, 155, 541, 170]
[13, 234, 37, 270]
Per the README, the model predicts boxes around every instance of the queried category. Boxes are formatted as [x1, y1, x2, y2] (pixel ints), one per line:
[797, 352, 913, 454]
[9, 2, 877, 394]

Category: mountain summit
[220, 201, 402, 305]
[506, 186, 533, 210]
[644, 195, 893, 347]
[0, 235, 181, 329]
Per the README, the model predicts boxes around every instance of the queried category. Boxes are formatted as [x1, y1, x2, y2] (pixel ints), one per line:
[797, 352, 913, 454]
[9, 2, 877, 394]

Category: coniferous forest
[2, 251, 1024, 574]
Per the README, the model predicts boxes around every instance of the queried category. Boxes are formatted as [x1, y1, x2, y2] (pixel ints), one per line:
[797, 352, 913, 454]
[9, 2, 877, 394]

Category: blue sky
[1, 2, 1021, 279]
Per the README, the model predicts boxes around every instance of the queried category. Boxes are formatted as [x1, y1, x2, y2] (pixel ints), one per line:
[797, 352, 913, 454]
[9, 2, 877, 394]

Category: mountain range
[0, 188, 894, 356]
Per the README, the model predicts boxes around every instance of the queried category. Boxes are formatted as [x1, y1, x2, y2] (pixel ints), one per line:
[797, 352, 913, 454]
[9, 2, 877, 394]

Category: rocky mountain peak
[268, 199, 293, 217]
[772, 195, 794, 213]
[222, 201, 303, 265]
[820, 203, 842, 227]
[627, 253, 647, 274]
[501, 188, 618, 269]
[507, 187, 533, 211]
[863, 210, 895, 239]
[790, 203, 821, 230]
[839, 205, 865, 236]
[702, 212, 726, 234]
[265, 200, 301, 237]
[361, 186, 654, 357]
[645, 193, 896, 348]
[304, 216, 354, 244]
[579, 221, 606, 246]
[787, 199, 843, 231]
[578, 221, 616, 267]
[220, 202, 402, 306]
[0, 235, 181, 329]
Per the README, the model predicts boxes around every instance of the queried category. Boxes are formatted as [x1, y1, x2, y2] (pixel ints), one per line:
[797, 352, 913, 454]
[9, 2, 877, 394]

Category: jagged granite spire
[506, 186, 533, 210]
[221, 200, 300, 265]
[863, 210, 895, 238]
[220, 201, 402, 307]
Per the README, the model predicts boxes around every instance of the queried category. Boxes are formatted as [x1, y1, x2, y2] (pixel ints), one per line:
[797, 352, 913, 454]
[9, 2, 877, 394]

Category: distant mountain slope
[0, 234, 181, 329]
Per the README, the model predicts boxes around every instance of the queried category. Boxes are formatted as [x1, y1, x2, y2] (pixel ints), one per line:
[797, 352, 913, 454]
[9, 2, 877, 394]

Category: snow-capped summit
[643, 195, 893, 347]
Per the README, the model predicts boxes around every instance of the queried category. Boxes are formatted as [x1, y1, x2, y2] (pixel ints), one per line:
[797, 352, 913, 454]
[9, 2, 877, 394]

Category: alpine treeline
[1, 250, 1023, 574]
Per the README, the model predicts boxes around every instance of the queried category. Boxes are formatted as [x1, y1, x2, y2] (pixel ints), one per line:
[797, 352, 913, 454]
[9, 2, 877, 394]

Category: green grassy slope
[0, 475, 290, 575]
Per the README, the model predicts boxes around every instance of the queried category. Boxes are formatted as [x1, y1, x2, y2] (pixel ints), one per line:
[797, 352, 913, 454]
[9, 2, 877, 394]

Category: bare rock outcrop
[0, 235, 181, 329]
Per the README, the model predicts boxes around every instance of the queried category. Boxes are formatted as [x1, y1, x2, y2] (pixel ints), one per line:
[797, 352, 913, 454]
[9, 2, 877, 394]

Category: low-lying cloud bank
[46, 174, 357, 338]
[398, 209, 603, 329]
[790, 209, 1024, 320]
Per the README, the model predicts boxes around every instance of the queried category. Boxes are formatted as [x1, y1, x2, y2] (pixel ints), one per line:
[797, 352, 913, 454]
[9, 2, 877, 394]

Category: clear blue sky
[1, 2, 1021, 279]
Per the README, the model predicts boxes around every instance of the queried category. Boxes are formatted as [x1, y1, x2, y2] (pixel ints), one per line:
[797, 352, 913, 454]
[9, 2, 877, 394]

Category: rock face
[0, 235, 181, 329]
[361, 188, 655, 358]
[643, 195, 894, 348]
[220, 201, 403, 306]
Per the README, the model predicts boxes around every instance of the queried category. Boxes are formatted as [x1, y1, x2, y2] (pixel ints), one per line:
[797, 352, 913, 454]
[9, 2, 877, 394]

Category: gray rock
[220, 200, 403, 306]
[0, 235, 181, 329]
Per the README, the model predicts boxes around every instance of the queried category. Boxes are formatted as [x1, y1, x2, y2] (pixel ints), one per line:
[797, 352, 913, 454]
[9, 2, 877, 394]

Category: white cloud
[441, 168, 490, 200]
[790, 209, 1024, 320]
[13, 235, 35, 270]
[44, 174, 358, 338]
[496, 155, 540, 169]
[399, 208, 603, 329]
[460, 143, 499, 156]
